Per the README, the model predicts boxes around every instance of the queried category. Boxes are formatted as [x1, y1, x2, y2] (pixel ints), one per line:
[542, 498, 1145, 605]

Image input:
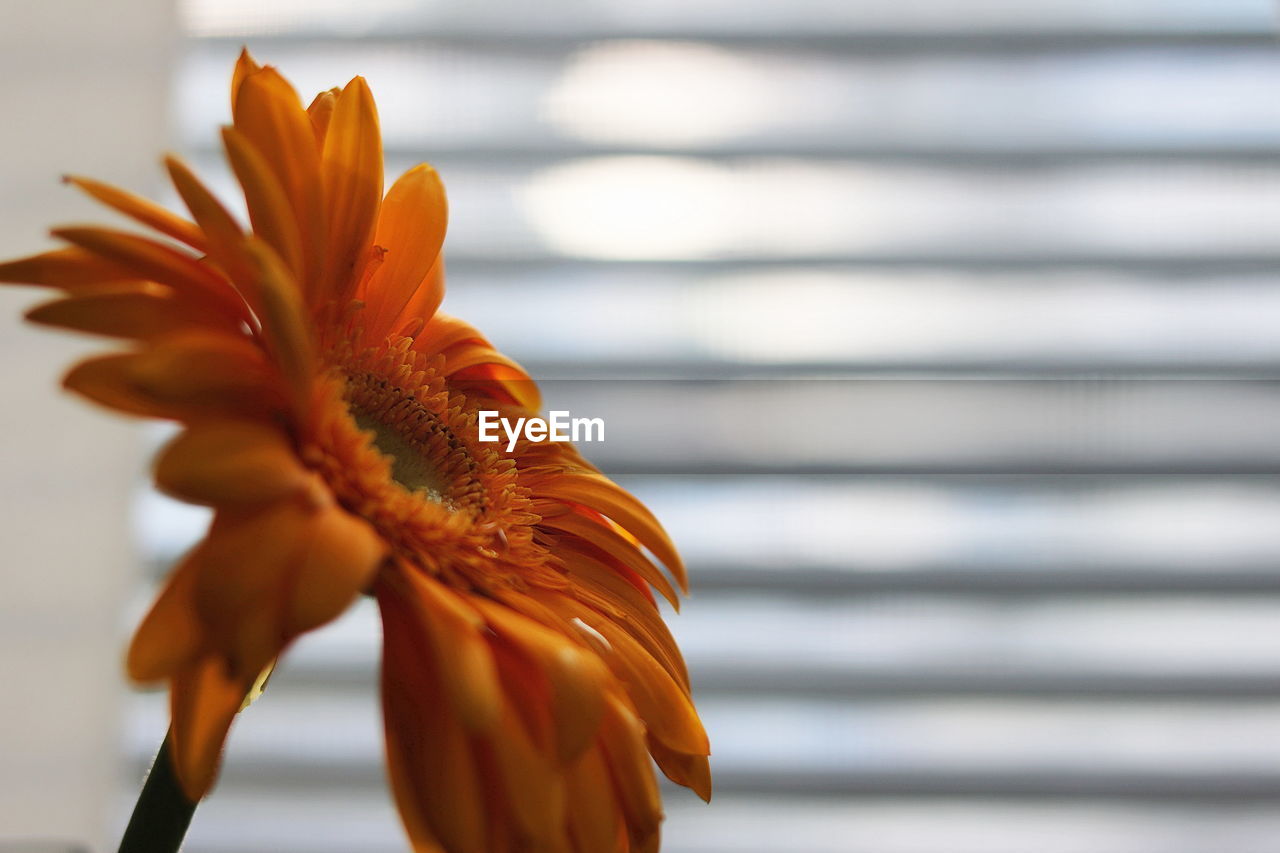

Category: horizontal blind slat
[180, 44, 1280, 152]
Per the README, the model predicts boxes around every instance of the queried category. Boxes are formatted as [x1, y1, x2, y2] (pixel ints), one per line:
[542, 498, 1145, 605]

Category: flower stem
[117, 730, 197, 853]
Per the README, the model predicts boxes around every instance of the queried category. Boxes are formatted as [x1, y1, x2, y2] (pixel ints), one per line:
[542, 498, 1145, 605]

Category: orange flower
[1, 51, 708, 851]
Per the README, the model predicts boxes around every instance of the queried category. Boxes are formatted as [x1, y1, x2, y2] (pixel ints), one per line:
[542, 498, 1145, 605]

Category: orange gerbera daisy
[0, 51, 709, 852]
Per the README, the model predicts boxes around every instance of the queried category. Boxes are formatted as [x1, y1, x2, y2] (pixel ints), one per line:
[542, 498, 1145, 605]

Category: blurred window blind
[127, 2, 1280, 852]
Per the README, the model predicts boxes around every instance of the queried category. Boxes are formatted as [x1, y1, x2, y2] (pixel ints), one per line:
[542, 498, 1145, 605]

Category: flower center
[351, 411, 452, 503]
[344, 370, 489, 517]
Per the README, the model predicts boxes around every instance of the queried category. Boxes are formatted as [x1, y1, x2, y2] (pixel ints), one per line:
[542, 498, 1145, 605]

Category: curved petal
[321, 76, 383, 303]
[168, 654, 251, 800]
[127, 548, 205, 682]
[475, 697, 568, 851]
[413, 312, 490, 356]
[450, 364, 542, 412]
[63, 333, 284, 421]
[596, 695, 663, 850]
[165, 155, 258, 305]
[192, 497, 379, 682]
[50, 227, 244, 319]
[307, 88, 339, 145]
[439, 341, 529, 378]
[471, 595, 610, 763]
[647, 734, 712, 803]
[389, 256, 444, 334]
[232, 67, 323, 286]
[559, 547, 690, 693]
[557, 595, 708, 756]
[286, 504, 386, 636]
[25, 287, 232, 341]
[229, 47, 261, 113]
[380, 586, 489, 853]
[538, 509, 680, 609]
[221, 126, 305, 283]
[62, 352, 175, 418]
[411, 315, 542, 410]
[362, 164, 446, 338]
[154, 419, 311, 506]
[241, 237, 314, 410]
[532, 472, 687, 591]
[191, 501, 315, 680]
[64, 175, 206, 250]
[0, 246, 136, 289]
[566, 745, 626, 853]
[382, 567, 502, 732]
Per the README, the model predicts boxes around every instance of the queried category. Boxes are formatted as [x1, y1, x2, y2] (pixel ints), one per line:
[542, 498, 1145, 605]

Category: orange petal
[566, 746, 627, 853]
[192, 494, 371, 681]
[439, 341, 529, 378]
[540, 510, 680, 609]
[596, 695, 663, 848]
[409, 314, 541, 410]
[231, 66, 324, 288]
[221, 126, 305, 282]
[532, 472, 687, 592]
[241, 237, 314, 409]
[647, 735, 712, 803]
[25, 285, 237, 341]
[64, 333, 282, 420]
[383, 737, 449, 853]
[384, 568, 502, 732]
[559, 596, 708, 756]
[127, 549, 205, 682]
[191, 501, 314, 679]
[285, 504, 385, 636]
[187, 498, 378, 685]
[321, 76, 383, 302]
[0, 246, 148, 290]
[559, 549, 691, 693]
[165, 155, 258, 305]
[50, 226, 244, 319]
[482, 627, 558, 759]
[450, 364, 542, 412]
[489, 586, 582, 638]
[413, 312, 489, 355]
[126, 333, 275, 403]
[64, 175, 205, 250]
[390, 256, 444, 333]
[380, 588, 489, 853]
[307, 88, 339, 146]
[154, 419, 310, 506]
[362, 164, 446, 338]
[169, 654, 251, 800]
[62, 353, 175, 418]
[229, 47, 262, 113]
[470, 595, 610, 763]
[476, 697, 568, 850]
[633, 823, 661, 853]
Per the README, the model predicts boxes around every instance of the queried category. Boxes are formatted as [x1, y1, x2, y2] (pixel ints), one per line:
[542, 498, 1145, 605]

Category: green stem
[117, 730, 197, 853]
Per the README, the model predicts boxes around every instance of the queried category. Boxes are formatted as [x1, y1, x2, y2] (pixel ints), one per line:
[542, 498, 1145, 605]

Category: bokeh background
[3, 1, 1280, 851]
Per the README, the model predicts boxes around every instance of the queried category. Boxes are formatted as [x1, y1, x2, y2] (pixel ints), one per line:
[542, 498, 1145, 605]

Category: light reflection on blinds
[127, 1, 1280, 851]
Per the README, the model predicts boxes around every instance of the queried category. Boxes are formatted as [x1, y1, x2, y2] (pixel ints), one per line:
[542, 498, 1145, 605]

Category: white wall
[0, 1, 175, 847]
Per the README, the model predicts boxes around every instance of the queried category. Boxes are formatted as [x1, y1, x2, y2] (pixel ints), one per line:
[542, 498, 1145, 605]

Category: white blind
[126, 2, 1280, 851]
